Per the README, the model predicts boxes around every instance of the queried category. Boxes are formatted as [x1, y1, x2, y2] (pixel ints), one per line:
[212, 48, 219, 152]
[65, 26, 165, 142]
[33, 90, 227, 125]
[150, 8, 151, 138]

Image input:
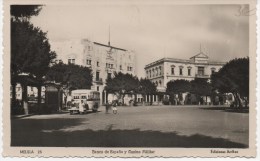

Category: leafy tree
[190, 78, 212, 104]
[11, 19, 56, 106]
[11, 5, 56, 114]
[105, 72, 139, 105]
[211, 57, 249, 108]
[11, 5, 42, 19]
[190, 78, 212, 96]
[166, 79, 191, 104]
[46, 63, 93, 105]
[166, 79, 191, 94]
[11, 5, 43, 103]
[138, 78, 157, 104]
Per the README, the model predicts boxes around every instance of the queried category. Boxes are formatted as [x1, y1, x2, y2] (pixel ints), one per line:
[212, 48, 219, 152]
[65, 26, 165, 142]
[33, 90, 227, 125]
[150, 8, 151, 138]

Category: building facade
[52, 39, 136, 104]
[144, 52, 225, 92]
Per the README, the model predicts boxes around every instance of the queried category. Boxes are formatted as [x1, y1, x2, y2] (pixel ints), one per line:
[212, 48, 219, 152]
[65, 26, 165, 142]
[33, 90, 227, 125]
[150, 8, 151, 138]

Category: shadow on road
[11, 118, 248, 148]
[199, 107, 249, 113]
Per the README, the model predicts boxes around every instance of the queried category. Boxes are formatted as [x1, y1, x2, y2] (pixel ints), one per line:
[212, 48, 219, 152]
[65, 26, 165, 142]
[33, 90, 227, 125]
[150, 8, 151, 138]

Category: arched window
[187, 66, 192, 76]
[211, 67, 216, 74]
[179, 66, 184, 75]
[171, 65, 175, 75]
[155, 67, 158, 76]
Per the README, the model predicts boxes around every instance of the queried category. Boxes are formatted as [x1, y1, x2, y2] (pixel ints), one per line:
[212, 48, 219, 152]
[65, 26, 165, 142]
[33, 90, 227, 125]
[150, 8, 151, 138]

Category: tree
[105, 72, 139, 105]
[46, 63, 93, 105]
[190, 78, 212, 104]
[11, 5, 42, 102]
[166, 79, 191, 104]
[138, 78, 157, 105]
[11, 5, 56, 114]
[11, 5, 42, 19]
[211, 57, 249, 108]
[11, 19, 56, 104]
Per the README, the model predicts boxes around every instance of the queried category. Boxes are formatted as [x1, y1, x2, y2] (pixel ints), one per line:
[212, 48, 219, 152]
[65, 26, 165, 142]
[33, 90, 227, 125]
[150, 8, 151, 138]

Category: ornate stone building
[52, 39, 136, 104]
[144, 52, 225, 92]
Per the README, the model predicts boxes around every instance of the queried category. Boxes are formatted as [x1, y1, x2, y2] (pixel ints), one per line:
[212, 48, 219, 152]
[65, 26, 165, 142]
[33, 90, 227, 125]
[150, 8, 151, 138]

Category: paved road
[11, 105, 249, 147]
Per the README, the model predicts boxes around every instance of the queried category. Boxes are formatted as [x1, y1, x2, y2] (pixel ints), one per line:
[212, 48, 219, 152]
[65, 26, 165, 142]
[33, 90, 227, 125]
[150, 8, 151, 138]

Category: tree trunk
[150, 94, 153, 105]
[11, 82, 16, 103]
[22, 83, 29, 115]
[37, 85, 42, 114]
[134, 93, 137, 103]
[122, 93, 125, 105]
[235, 92, 244, 109]
[142, 94, 145, 106]
[232, 92, 243, 108]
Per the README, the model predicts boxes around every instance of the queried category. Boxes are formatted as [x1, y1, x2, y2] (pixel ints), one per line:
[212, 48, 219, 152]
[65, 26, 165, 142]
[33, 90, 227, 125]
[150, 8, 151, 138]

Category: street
[11, 105, 249, 147]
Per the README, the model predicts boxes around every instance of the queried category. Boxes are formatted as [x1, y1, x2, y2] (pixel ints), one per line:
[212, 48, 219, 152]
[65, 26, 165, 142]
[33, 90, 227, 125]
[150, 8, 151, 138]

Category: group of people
[68, 99, 86, 114]
[105, 102, 118, 114]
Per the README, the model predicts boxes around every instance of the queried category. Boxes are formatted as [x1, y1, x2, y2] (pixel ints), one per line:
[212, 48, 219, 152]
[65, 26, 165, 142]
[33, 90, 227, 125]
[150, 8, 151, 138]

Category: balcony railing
[94, 78, 103, 84]
[195, 74, 209, 78]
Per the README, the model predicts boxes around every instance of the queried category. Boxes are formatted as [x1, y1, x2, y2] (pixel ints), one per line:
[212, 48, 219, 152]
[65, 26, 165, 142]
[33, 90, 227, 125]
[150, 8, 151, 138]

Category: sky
[31, 4, 249, 77]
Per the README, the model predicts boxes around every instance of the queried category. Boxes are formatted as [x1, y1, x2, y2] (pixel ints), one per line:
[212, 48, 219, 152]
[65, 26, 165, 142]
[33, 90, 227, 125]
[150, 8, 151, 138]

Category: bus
[69, 89, 100, 114]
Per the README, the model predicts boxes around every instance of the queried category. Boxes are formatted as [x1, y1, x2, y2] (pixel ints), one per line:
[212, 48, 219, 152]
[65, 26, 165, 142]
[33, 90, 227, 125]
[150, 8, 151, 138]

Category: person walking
[79, 100, 85, 114]
[105, 102, 109, 114]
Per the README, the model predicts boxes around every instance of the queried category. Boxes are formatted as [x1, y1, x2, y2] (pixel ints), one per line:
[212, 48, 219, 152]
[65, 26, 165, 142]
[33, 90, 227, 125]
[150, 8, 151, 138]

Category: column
[104, 90, 107, 104]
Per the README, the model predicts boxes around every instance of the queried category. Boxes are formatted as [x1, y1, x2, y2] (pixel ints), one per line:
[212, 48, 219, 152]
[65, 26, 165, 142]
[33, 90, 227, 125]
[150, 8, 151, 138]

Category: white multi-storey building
[52, 39, 136, 104]
[144, 52, 225, 92]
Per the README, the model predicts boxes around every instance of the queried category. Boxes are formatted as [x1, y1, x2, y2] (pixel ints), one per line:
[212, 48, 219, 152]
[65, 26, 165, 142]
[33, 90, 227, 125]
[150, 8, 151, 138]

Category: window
[159, 66, 162, 75]
[198, 67, 205, 76]
[171, 67, 175, 75]
[127, 66, 132, 71]
[97, 61, 99, 67]
[68, 59, 75, 64]
[96, 72, 100, 81]
[149, 70, 151, 77]
[74, 96, 80, 99]
[120, 65, 122, 70]
[106, 63, 113, 69]
[86, 59, 91, 65]
[108, 73, 112, 79]
[188, 68, 191, 76]
[179, 68, 183, 75]
[211, 68, 216, 74]
[81, 96, 86, 99]
[97, 86, 99, 91]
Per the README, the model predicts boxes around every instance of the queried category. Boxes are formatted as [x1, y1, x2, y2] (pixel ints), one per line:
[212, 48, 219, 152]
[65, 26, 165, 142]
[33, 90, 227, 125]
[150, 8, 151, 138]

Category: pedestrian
[105, 102, 110, 114]
[112, 103, 118, 114]
[79, 100, 85, 114]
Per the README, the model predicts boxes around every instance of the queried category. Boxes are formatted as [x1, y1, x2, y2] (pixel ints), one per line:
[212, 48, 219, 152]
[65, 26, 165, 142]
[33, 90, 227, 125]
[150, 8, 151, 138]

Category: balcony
[94, 78, 103, 84]
[195, 74, 210, 78]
